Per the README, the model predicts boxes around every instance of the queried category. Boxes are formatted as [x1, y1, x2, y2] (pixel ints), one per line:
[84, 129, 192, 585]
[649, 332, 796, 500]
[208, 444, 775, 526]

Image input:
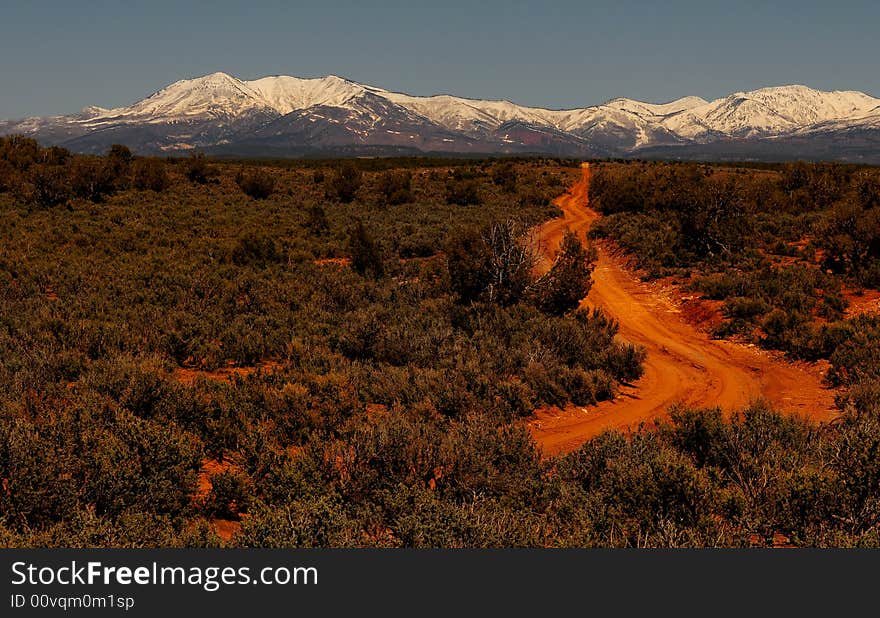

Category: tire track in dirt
[529, 163, 837, 456]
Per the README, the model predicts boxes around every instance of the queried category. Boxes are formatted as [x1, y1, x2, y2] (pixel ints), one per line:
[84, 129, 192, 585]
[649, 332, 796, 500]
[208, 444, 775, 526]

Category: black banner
[1, 549, 877, 616]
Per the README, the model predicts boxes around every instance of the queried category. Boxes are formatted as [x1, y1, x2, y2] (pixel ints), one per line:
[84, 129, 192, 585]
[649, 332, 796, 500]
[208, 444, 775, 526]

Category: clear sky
[2, 0, 878, 118]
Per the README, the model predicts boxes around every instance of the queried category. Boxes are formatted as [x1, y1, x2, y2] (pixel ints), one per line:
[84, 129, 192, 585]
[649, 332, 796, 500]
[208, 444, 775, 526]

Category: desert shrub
[495, 378, 535, 417]
[0, 416, 82, 527]
[205, 469, 253, 519]
[827, 316, 880, 386]
[105, 145, 132, 190]
[533, 229, 595, 315]
[446, 229, 492, 304]
[132, 158, 170, 192]
[855, 172, 880, 210]
[347, 220, 384, 278]
[81, 410, 203, 518]
[491, 162, 517, 193]
[0, 406, 202, 527]
[603, 342, 647, 384]
[43, 146, 72, 166]
[306, 204, 330, 236]
[815, 198, 880, 287]
[445, 179, 481, 205]
[0, 135, 42, 170]
[68, 157, 121, 202]
[238, 497, 357, 547]
[558, 429, 716, 545]
[377, 170, 413, 205]
[107, 144, 133, 166]
[236, 168, 275, 199]
[0, 159, 16, 193]
[230, 232, 283, 267]
[184, 153, 216, 184]
[446, 220, 541, 306]
[27, 164, 71, 207]
[326, 162, 362, 203]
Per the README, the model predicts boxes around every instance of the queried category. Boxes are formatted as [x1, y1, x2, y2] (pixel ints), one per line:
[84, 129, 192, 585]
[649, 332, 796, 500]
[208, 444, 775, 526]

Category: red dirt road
[529, 164, 837, 456]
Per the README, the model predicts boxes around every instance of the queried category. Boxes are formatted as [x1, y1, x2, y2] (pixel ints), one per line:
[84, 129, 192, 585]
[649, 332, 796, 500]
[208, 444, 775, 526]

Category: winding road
[529, 164, 837, 456]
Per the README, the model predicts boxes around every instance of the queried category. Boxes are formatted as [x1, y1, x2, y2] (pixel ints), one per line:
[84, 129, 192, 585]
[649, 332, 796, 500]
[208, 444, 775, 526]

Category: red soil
[195, 458, 242, 542]
[529, 164, 838, 457]
[844, 287, 880, 318]
[314, 257, 352, 267]
[173, 360, 282, 386]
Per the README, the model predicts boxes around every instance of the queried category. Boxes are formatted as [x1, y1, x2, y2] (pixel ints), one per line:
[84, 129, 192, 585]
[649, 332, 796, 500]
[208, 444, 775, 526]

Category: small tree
[107, 144, 133, 166]
[482, 220, 539, 305]
[446, 229, 492, 304]
[106, 144, 133, 188]
[446, 220, 539, 305]
[28, 165, 71, 207]
[43, 146, 71, 166]
[348, 220, 384, 278]
[68, 157, 118, 202]
[0, 135, 41, 170]
[231, 232, 283, 266]
[816, 198, 880, 287]
[0, 160, 16, 193]
[533, 229, 595, 315]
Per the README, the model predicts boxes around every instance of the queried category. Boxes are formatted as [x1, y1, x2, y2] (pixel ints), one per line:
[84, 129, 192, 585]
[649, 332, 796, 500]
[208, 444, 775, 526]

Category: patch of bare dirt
[844, 287, 880, 318]
[173, 360, 283, 385]
[314, 257, 352, 267]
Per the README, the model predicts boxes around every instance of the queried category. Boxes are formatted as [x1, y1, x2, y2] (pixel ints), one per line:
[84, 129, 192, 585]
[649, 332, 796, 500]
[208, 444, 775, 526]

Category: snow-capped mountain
[659, 85, 880, 140]
[3, 72, 880, 161]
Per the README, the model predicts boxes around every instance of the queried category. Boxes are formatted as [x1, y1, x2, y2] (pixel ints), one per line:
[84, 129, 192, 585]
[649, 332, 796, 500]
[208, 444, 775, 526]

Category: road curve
[529, 163, 837, 456]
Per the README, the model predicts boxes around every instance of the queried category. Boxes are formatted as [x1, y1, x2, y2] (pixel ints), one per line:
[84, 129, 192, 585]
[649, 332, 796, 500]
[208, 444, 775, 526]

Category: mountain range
[3, 72, 880, 161]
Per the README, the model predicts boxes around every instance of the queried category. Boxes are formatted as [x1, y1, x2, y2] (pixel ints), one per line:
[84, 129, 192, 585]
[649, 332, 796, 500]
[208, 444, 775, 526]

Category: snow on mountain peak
[729, 85, 879, 123]
[245, 74, 367, 114]
[80, 71, 880, 142]
[658, 85, 880, 140]
[95, 71, 271, 123]
[3, 71, 879, 159]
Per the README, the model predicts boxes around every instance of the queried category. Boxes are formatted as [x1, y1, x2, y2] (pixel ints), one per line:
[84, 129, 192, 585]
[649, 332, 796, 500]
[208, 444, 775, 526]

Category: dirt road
[529, 164, 837, 456]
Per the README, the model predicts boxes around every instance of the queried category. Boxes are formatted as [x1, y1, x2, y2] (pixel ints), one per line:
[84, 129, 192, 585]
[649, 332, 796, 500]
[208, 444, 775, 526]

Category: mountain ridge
[3, 72, 880, 161]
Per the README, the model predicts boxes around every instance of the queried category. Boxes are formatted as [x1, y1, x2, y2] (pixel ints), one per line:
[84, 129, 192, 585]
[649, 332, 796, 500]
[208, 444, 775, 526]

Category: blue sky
[1, 0, 878, 118]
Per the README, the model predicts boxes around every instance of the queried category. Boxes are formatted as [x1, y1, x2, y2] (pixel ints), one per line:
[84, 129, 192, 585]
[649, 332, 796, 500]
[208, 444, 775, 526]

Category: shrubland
[590, 161, 880, 369]
[1, 139, 878, 547]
